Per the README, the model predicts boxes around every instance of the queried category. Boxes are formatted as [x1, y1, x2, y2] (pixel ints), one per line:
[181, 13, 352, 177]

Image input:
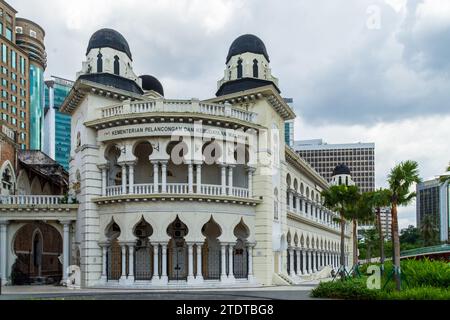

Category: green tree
[400, 225, 421, 245]
[367, 189, 391, 273]
[345, 192, 374, 267]
[362, 228, 379, 262]
[321, 184, 360, 274]
[388, 160, 421, 291]
[420, 215, 439, 246]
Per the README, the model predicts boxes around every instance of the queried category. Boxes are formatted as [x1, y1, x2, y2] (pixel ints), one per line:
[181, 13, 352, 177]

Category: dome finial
[226, 34, 270, 64]
[87, 28, 132, 60]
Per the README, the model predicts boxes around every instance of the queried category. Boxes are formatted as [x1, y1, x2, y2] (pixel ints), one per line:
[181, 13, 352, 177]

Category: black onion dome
[139, 75, 164, 96]
[333, 164, 351, 176]
[226, 34, 270, 63]
[86, 28, 132, 60]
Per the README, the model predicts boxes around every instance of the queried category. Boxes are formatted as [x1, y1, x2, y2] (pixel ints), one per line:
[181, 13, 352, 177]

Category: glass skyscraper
[44, 76, 73, 170]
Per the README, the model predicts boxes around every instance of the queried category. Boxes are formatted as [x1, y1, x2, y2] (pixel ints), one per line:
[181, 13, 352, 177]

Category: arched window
[114, 55, 120, 75]
[345, 177, 349, 186]
[253, 59, 259, 78]
[97, 52, 103, 73]
[339, 176, 342, 185]
[237, 59, 243, 79]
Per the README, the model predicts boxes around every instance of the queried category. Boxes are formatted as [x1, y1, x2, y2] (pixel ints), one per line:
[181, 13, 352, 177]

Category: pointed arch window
[114, 55, 120, 75]
[253, 59, 259, 78]
[237, 59, 243, 79]
[97, 52, 103, 73]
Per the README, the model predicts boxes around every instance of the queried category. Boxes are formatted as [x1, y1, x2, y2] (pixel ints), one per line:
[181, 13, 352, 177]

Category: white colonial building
[0, 29, 353, 288]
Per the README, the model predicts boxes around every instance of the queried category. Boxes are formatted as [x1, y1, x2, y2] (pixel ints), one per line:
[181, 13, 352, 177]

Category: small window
[30, 30, 37, 38]
[15, 26, 23, 34]
[253, 59, 259, 78]
[237, 58, 243, 79]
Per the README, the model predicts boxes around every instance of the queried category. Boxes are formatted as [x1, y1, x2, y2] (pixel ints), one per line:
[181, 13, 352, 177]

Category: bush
[381, 287, 450, 300]
[311, 278, 380, 300]
[401, 259, 450, 288]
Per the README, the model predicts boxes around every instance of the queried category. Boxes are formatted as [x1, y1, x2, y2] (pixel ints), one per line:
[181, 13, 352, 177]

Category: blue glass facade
[29, 63, 45, 150]
[44, 78, 72, 170]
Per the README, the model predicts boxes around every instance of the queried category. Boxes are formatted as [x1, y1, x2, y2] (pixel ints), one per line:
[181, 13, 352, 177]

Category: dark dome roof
[79, 73, 143, 95]
[86, 28, 132, 60]
[333, 164, 351, 176]
[139, 75, 164, 96]
[226, 34, 270, 63]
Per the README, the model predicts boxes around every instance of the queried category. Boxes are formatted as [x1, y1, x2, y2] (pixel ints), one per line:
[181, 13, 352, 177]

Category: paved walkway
[0, 280, 325, 300]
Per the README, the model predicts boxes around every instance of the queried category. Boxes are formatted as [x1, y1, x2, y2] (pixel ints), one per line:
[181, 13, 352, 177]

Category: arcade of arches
[99, 216, 255, 284]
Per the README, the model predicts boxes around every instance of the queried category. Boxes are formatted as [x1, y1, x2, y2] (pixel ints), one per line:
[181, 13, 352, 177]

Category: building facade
[294, 139, 375, 193]
[15, 16, 46, 151]
[44, 76, 73, 170]
[0, 30, 353, 288]
[0, 1, 30, 150]
[417, 178, 449, 242]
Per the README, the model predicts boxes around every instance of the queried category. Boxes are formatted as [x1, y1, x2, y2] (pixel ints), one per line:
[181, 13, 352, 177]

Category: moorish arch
[0, 160, 15, 195]
[201, 140, 223, 186]
[167, 216, 189, 281]
[233, 219, 250, 279]
[30, 176, 42, 195]
[105, 219, 122, 280]
[133, 217, 154, 280]
[133, 141, 154, 184]
[16, 170, 31, 195]
[12, 222, 63, 285]
[201, 217, 222, 280]
[105, 144, 123, 187]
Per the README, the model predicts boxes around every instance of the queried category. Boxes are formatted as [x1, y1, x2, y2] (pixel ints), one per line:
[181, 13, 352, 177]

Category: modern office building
[417, 177, 450, 242]
[0, 30, 353, 288]
[283, 98, 294, 147]
[44, 76, 73, 170]
[15, 16, 46, 151]
[294, 139, 376, 193]
[0, 0, 30, 150]
[379, 207, 392, 239]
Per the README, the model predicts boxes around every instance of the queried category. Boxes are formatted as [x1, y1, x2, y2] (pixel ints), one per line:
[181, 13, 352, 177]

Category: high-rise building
[43, 76, 73, 170]
[15, 16, 46, 151]
[294, 139, 376, 193]
[379, 207, 392, 239]
[283, 98, 294, 147]
[0, 0, 30, 150]
[417, 177, 449, 242]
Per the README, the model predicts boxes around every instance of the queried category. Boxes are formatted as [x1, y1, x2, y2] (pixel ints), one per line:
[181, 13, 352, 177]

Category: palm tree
[439, 163, 450, 184]
[322, 184, 360, 276]
[362, 228, 379, 263]
[420, 215, 439, 246]
[367, 189, 391, 273]
[388, 160, 421, 291]
[344, 192, 374, 267]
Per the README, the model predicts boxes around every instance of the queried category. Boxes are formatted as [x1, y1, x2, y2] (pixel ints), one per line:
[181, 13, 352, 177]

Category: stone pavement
[0, 279, 326, 300]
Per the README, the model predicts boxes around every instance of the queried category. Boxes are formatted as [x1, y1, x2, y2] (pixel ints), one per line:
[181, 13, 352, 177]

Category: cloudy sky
[12, 0, 450, 228]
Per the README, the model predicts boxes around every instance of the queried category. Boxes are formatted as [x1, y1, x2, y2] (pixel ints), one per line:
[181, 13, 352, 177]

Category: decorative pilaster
[0, 221, 9, 285]
[119, 243, 127, 283]
[227, 166, 234, 196]
[220, 244, 227, 282]
[187, 243, 195, 283]
[221, 165, 227, 195]
[161, 161, 168, 193]
[196, 163, 202, 194]
[161, 244, 168, 283]
[99, 242, 108, 282]
[228, 244, 235, 282]
[188, 163, 194, 194]
[196, 243, 204, 282]
[60, 220, 72, 282]
[128, 162, 135, 194]
[152, 161, 159, 193]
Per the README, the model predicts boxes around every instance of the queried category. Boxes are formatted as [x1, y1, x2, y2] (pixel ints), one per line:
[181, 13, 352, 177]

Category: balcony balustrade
[0, 195, 67, 206]
[105, 183, 251, 199]
[100, 100, 257, 124]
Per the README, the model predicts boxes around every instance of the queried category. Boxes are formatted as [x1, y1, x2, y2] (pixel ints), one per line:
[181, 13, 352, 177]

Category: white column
[128, 163, 135, 194]
[152, 161, 159, 193]
[100, 243, 108, 281]
[128, 244, 135, 283]
[302, 250, 307, 275]
[307, 250, 312, 274]
[161, 244, 168, 282]
[248, 244, 255, 281]
[247, 167, 254, 198]
[121, 164, 127, 195]
[120, 244, 127, 282]
[220, 244, 227, 282]
[161, 161, 168, 193]
[288, 191, 294, 210]
[196, 243, 203, 281]
[221, 165, 227, 195]
[196, 164, 202, 194]
[289, 249, 295, 277]
[187, 243, 195, 283]
[228, 244, 235, 281]
[100, 166, 107, 196]
[296, 249, 302, 275]
[61, 221, 71, 281]
[312, 250, 316, 273]
[0, 222, 9, 285]
[296, 197, 301, 214]
[228, 166, 234, 196]
[321, 252, 325, 269]
[153, 244, 159, 280]
[188, 163, 194, 194]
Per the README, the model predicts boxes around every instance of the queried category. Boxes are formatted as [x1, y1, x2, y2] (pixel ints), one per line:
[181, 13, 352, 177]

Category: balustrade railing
[104, 183, 250, 199]
[100, 100, 257, 124]
[0, 195, 66, 206]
